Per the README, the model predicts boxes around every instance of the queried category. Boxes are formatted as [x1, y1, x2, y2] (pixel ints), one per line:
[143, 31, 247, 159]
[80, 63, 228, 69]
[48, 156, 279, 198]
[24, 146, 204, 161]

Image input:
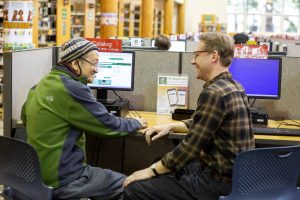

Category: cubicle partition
[3, 47, 58, 137]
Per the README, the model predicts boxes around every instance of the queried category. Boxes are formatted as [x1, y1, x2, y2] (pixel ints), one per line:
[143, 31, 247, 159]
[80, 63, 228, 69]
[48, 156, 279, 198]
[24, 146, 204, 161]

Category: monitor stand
[96, 89, 116, 105]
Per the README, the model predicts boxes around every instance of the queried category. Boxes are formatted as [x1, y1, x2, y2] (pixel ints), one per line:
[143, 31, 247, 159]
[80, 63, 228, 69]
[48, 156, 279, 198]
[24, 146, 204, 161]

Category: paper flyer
[3, 0, 33, 51]
[157, 74, 189, 115]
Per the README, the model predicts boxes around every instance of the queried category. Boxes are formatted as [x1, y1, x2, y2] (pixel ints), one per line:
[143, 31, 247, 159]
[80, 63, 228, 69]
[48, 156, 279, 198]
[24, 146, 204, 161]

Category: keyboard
[253, 126, 300, 136]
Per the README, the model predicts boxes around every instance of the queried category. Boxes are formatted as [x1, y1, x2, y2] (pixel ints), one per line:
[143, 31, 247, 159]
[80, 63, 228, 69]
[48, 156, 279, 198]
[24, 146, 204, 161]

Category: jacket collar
[52, 65, 88, 85]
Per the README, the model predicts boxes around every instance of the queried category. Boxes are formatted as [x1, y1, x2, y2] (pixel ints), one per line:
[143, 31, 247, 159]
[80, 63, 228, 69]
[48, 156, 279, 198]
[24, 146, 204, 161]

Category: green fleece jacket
[21, 66, 141, 188]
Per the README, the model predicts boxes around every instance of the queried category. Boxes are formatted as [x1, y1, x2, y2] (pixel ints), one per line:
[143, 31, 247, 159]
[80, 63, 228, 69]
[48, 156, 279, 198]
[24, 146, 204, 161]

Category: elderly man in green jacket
[21, 38, 147, 200]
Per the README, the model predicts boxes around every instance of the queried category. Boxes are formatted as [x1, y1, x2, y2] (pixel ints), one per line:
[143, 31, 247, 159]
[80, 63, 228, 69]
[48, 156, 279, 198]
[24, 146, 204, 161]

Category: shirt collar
[203, 72, 232, 89]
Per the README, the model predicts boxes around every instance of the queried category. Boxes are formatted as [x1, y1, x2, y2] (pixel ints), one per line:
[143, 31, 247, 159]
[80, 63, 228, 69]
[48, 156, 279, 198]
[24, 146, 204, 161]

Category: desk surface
[137, 111, 300, 146]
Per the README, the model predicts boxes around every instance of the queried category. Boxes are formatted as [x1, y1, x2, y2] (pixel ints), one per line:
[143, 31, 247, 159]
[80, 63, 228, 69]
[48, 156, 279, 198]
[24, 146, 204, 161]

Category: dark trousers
[124, 161, 231, 200]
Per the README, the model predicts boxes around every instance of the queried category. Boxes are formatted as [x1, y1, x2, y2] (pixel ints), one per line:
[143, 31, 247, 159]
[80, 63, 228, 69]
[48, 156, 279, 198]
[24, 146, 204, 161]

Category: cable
[112, 90, 142, 118]
[129, 104, 142, 118]
[250, 99, 256, 107]
[278, 122, 300, 128]
[273, 120, 300, 128]
[112, 90, 124, 101]
[290, 119, 300, 126]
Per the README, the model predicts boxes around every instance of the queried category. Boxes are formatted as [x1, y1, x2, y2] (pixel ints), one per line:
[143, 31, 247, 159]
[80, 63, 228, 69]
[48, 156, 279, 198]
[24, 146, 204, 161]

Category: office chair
[220, 145, 300, 200]
[0, 136, 52, 200]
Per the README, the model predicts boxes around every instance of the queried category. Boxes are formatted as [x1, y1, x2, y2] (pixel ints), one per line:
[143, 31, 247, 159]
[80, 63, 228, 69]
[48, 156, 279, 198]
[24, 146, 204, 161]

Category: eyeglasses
[80, 58, 98, 67]
[193, 50, 209, 59]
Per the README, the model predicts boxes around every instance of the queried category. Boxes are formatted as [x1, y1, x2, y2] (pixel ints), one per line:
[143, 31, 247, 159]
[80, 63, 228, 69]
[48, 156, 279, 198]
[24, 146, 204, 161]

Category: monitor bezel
[230, 56, 282, 100]
[88, 51, 135, 91]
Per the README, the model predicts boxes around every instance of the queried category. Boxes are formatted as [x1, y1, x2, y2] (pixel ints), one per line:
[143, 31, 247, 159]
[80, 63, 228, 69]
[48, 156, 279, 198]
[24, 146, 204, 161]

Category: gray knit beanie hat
[59, 37, 98, 63]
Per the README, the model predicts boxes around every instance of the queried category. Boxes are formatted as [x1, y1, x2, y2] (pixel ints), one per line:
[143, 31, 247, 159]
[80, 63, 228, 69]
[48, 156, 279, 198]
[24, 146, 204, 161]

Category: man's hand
[142, 124, 172, 145]
[135, 117, 148, 129]
[123, 167, 155, 187]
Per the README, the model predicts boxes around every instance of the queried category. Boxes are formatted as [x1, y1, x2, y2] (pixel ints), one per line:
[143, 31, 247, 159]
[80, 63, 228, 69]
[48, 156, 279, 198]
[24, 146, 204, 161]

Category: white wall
[185, 0, 227, 32]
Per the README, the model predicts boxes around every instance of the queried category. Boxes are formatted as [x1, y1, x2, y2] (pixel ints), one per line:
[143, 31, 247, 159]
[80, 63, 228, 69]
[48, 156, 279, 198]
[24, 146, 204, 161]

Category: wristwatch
[150, 163, 160, 176]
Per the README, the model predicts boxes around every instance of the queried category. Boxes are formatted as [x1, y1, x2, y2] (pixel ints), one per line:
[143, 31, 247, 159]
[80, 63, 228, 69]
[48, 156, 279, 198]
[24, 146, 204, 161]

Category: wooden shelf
[71, 12, 85, 16]
[71, 25, 84, 28]
[71, 0, 95, 38]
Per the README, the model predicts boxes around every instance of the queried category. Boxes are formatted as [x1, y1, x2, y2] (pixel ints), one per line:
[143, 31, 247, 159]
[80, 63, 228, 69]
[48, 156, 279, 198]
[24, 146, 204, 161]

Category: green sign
[62, 8, 67, 20]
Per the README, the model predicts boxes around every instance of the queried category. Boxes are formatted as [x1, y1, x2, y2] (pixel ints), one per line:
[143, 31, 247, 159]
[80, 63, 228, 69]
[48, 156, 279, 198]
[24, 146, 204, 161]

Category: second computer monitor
[229, 57, 282, 99]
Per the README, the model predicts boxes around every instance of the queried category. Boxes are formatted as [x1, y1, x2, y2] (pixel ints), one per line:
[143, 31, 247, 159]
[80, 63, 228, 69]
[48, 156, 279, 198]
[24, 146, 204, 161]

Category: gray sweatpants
[53, 165, 126, 200]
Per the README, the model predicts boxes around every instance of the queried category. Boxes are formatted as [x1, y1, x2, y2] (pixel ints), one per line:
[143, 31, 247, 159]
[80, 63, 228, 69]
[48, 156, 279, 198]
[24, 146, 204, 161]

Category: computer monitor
[229, 57, 282, 99]
[151, 40, 186, 52]
[87, 51, 135, 101]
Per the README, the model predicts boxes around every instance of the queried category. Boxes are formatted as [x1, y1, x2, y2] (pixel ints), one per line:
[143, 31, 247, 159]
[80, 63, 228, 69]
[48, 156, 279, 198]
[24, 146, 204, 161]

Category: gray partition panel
[4, 48, 55, 136]
[181, 52, 205, 110]
[107, 50, 180, 111]
[182, 54, 300, 119]
[286, 45, 300, 57]
[186, 41, 198, 52]
[254, 57, 300, 119]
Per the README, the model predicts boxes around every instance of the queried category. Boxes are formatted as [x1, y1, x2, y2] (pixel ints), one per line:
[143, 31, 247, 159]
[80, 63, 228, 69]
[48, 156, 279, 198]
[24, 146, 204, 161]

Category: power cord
[250, 99, 256, 107]
[273, 119, 300, 128]
[112, 90, 142, 118]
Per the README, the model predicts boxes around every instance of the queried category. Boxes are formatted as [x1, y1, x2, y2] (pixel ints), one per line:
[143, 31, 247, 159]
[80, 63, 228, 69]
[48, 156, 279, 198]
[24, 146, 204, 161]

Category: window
[227, 0, 300, 34]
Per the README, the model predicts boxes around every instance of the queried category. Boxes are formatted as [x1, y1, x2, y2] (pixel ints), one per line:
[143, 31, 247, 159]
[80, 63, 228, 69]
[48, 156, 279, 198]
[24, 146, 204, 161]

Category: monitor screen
[151, 40, 186, 52]
[229, 57, 282, 99]
[87, 51, 135, 91]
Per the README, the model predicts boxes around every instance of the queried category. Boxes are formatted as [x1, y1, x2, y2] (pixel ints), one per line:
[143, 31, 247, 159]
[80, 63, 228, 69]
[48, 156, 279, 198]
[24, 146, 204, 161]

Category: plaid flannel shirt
[161, 72, 255, 177]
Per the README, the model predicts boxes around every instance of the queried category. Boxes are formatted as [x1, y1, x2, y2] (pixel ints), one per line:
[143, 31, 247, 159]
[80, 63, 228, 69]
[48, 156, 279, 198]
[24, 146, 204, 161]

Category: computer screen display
[151, 40, 186, 52]
[229, 57, 282, 99]
[87, 51, 135, 91]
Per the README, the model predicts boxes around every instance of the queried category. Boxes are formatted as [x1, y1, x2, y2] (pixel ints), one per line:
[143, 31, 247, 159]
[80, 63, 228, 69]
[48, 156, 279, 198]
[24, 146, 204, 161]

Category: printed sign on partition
[234, 44, 268, 59]
[157, 74, 189, 115]
[3, 0, 34, 51]
[86, 38, 122, 52]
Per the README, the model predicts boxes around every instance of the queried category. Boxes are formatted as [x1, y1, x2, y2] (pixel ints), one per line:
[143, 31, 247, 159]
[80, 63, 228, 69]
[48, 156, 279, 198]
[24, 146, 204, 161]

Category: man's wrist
[150, 163, 160, 176]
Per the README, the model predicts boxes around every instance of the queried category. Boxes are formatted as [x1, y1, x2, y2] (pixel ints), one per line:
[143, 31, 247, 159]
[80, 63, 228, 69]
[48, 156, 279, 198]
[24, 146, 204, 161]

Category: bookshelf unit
[133, 5, 140, 37]
[38, 0, 57, 47]
[70, 0, 95, 38]
[36, 0, 70, 47]
[123, 2, 140, 37]
[153, 8, 164, 36]
[95, 1, 101, 38]
[123, 2, 130, 37]
[71, 0, 85, 38]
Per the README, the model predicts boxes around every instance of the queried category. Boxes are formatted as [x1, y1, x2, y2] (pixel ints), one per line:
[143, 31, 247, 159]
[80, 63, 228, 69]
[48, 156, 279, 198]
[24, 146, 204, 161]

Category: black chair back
[0, 136, 52, 200]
